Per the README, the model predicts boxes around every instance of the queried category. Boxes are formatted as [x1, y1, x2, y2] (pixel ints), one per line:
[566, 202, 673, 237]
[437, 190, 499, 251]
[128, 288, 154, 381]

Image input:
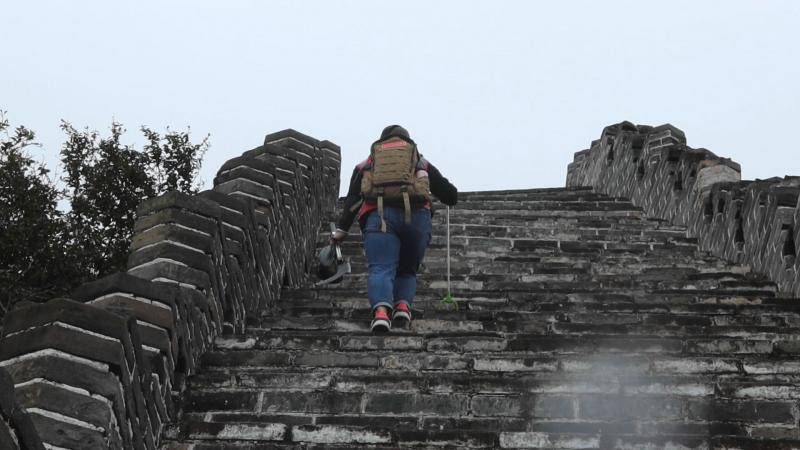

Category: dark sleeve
[428, 162, 458, 206]
[335, 167, 364, 231]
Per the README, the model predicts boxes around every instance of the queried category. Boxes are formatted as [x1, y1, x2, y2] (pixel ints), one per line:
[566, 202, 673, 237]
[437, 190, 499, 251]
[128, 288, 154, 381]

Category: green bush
[0, 112, 208, 319]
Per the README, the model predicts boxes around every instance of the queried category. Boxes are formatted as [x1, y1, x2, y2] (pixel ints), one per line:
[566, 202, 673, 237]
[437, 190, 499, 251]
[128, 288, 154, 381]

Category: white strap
[446, 205, 451, 298]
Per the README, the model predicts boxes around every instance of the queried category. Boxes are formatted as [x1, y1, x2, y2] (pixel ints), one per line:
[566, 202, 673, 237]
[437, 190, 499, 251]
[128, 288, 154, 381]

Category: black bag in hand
[317, 243, 344, 285]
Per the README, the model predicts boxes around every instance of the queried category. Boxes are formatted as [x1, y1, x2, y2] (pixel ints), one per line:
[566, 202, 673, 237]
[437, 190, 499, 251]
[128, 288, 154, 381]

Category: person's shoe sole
[371, 318, 391, 333]
[392, 310, 411, 328]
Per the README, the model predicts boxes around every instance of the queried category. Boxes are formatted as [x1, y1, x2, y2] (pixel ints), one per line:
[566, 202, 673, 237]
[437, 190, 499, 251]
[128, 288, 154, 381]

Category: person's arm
[427, 163, 458, 206]
[333, 167, 364, 240]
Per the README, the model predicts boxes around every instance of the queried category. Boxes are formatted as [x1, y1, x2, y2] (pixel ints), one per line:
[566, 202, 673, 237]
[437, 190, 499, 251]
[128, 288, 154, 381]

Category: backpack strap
[377, 188, 387, 233]
[349, 199, 363, 212]
[402, 189, 411, 223]
[354, 157, 369, 215]
[417, 156, 429, 170]
[356, 157, 371, 172]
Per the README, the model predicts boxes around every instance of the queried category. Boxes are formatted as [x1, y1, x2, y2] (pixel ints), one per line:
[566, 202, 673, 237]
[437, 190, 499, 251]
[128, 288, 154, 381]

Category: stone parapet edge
[0, 130, 340, 449]
[566, 121, 799, 297]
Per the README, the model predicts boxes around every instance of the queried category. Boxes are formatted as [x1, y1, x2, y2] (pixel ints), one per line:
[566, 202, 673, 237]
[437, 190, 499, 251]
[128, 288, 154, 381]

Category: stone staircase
[164, 187, 800, 449]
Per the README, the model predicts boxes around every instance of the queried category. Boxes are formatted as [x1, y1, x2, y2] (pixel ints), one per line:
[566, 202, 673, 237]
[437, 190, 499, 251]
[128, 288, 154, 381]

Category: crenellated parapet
[0, 130, 340, 449]
[567, 122, 800, 296]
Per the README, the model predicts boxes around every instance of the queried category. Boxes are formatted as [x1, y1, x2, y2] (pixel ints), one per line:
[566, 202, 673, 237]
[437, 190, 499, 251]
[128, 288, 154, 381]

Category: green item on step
[440, 293, 458, 310]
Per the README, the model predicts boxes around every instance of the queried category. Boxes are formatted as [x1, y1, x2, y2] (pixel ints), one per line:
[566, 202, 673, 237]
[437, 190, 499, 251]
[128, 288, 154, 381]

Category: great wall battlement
[2, 123, 800, 449]
[0, 130, 341, 449]
[567, 122, 800, 297]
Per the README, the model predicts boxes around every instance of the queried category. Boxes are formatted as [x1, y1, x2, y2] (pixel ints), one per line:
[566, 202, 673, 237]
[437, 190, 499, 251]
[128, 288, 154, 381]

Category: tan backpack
[360, 137, 432, 232]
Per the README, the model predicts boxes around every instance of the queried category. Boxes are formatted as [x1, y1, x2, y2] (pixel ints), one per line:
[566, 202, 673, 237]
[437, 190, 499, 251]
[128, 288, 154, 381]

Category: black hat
[380, 124, 411, 141]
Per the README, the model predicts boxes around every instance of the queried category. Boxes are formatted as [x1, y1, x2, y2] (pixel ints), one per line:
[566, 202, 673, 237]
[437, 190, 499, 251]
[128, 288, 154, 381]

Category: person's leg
[394, 209, 433, 308]
[362, 211, 401, 312]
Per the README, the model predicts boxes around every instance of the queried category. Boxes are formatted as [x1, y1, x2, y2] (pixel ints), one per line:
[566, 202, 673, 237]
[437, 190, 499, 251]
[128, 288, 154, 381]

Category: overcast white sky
[2, 1, 799, 196]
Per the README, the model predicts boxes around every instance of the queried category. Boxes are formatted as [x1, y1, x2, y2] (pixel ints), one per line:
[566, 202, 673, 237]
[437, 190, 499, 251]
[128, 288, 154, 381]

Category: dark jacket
[336, 158, 458, 231]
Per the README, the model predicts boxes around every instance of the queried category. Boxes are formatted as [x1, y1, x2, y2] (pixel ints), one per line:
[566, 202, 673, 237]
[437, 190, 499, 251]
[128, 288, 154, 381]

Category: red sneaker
[371, 308, 391, 333]
[392, 302, 412, 327]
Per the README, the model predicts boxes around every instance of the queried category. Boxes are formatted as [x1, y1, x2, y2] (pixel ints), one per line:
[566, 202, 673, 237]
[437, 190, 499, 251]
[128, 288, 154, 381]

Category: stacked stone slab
[166, 188, 800, 449]
[0, 130, 339, 449]
[567, 122, 800, 296]
[0, 368, 44, 450]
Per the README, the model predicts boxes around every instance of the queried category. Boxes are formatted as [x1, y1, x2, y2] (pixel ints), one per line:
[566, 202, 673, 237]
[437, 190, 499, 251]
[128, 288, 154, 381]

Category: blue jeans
[362, 207, 432, 311]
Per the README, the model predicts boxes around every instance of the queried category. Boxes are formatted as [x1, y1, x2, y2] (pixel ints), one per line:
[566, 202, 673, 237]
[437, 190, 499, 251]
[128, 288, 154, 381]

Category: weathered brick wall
[567, 121, 800, 296]
[0, 368, 44, 450]
[0, 130, 340, 449]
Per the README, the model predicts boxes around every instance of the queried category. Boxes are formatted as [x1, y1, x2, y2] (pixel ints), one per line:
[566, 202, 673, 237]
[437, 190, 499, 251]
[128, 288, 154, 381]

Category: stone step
[189, 357, 800, 389]
[339, 255, 711, 271]
[430, 200, 641, 212]
[210, 329, 800, 359]
[188, 366, 800, 393]
[170, 188, 798, 449]
[282, 287, 781, 308]
[322, 229, 695, 246]
[333, 218, 691, 233]
[163, 433, 800, 450]
[272, 302, 790, 323]
[267, 305, 800, 328]
[342, 263, 747, 280]
[187, 367, 800, 398]
[195, 337, 800, 376]
[180, 382, 799, 436]
[322, 269, 763, 287]
[173, 372, 800, 446]
[312, 279, 777, 299]
[429, 208, 644, 219]
[271, 304, 800, 328]
[336, 245, 709, 262]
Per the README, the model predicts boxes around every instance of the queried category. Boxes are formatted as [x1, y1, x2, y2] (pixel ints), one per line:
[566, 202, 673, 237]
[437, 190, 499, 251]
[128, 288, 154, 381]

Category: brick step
[272, 292, 796, 314]
[337, 247, 708, 262]
[271, 304, 799, 328]
[319, 260, 748, 281]
[283, 287, 780, 307]
[318, 278, 777, 297]
[434, 217, 683, 230]
[273, 300, 788, 320]
[454, 189, 643, 203]
[195, 342, 800, 377]
[163, 433, 800, 450]
[427, 217, 683, 230]
[330, 238, 699, 255]
[455, 187, 593, 197]
[188, 367, 800, 397]
[330, 219, 690, 235]
[322, 278, 773, 295]
[268, 305, 800, 329]
[345, 253, 738, 269]
[173, 380, 799, 447]
[333, 234, 698, 248]
[163, 423, 501, 448]
[174, 394, 797, 429]
[322, 230, 694, 246]
[181, 382, 799, 422]
[255, 310, 792, 333]
[212, 330, 800, 358]
[326, 269, 762, 286]
[428, 226, 686, 238]
[427, 209, 644, 220]
[428, 200, 640, 212]
[347, 264, 750, 280]
[189, 360, 800, 389]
